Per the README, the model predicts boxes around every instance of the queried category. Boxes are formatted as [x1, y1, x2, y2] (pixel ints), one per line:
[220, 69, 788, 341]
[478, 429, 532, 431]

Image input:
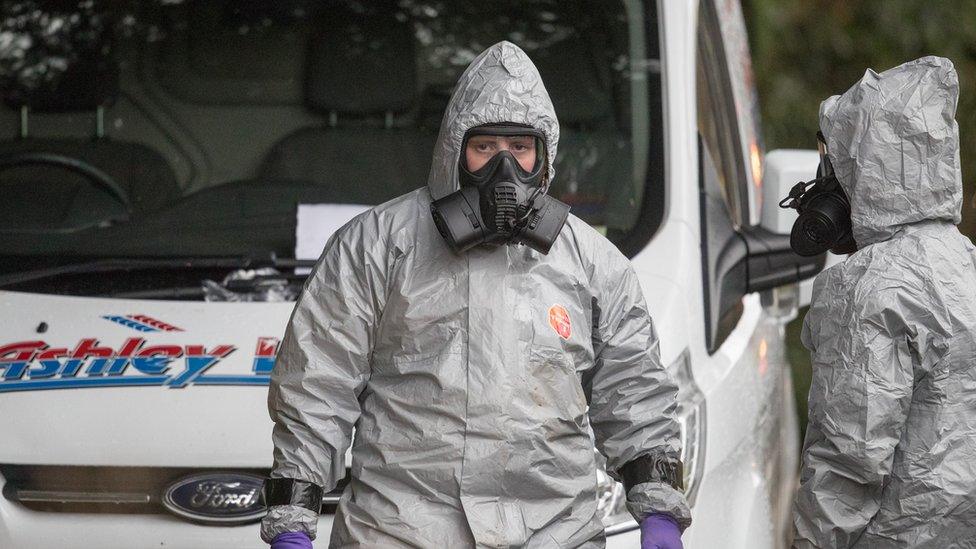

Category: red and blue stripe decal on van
[102, 314, 183, 333]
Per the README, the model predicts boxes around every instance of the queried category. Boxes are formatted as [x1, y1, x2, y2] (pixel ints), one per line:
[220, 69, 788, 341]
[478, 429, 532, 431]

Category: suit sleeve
[792, 281, 917, 548]
[260, 221, 382, 543]
[585, 256, 691, 528]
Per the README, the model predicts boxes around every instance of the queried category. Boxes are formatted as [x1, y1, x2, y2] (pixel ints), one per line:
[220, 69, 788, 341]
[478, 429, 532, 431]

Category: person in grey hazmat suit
[791, 56, 976, 547]
[260, 41, 691, 548]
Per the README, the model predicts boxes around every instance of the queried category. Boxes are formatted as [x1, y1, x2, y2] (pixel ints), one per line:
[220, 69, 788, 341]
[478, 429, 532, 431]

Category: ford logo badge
[162, 472, 266, 525]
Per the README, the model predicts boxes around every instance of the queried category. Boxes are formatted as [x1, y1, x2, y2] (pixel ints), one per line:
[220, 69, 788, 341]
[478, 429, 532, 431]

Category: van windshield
[0, 0, 662, 296]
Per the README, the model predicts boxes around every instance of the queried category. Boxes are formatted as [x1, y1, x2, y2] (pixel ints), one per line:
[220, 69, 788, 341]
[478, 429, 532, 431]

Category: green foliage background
[741, 0, 976, 439]
[743, 0, 976, 239]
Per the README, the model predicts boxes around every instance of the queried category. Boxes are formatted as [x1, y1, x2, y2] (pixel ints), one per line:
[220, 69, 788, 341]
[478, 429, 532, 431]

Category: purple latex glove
[270, 532, 312, 549]
[640, 513, 683, 549]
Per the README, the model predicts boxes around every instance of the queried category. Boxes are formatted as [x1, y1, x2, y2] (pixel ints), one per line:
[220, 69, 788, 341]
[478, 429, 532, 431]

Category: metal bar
[605, 519, 639, 536]
[321, 494, 342, 505]
[11, 488, 152, 505]
[10, 489, 343, 510]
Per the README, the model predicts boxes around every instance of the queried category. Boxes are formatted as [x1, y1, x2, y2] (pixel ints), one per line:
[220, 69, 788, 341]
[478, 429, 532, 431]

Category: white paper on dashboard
[295, 203, 372, 267]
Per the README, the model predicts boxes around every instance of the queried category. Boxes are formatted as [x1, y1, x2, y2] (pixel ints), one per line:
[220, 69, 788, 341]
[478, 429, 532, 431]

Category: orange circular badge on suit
[548, 305, 572, 340]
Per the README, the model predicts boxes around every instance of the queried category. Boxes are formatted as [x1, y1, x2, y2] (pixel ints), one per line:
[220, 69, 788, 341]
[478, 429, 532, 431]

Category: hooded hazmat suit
[261, 41, 691, 548]
[792, 56, 976, 548]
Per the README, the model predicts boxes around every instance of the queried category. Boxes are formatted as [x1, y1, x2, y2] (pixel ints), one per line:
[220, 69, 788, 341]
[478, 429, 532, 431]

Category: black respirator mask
[778, 131, 857, 257]
[430, 124, 570, 255]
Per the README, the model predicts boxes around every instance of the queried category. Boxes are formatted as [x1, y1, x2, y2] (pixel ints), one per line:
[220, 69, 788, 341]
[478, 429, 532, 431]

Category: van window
[695, 2, 748, 228]
[0, 0, 664, 297]
[711, 0, 765, 225]
[697, 0, 746, 351]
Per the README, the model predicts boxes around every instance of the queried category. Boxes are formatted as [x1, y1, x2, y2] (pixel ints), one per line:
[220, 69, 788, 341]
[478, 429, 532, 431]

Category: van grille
[0, 464, 346, 515]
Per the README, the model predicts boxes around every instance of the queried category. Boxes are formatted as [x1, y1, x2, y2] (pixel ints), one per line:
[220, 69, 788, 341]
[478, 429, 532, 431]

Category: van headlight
[597, 351, 706, 534]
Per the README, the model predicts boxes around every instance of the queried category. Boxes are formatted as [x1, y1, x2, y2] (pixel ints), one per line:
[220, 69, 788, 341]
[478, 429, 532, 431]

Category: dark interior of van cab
[0, 0, 663, 265]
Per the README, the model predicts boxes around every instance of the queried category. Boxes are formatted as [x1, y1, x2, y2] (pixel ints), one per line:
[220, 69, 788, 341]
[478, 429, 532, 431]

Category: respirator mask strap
[816, 130, 835, 179]
[509, 170, 548, 234]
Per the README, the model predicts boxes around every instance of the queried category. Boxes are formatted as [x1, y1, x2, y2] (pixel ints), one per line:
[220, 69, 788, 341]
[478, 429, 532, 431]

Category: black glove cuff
[262, 477, 324, 513]
[619, 454, 684, 494]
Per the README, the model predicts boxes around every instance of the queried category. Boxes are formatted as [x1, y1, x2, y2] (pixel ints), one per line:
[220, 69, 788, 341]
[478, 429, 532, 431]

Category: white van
[0, 0, 823, 547]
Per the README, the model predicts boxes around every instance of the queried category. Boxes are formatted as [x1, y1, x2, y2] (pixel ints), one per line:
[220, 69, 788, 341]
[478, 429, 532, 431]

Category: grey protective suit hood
[262, 41, 690, 547]
[793, 56, 976, 548]
[819, 55, 964, 247]
[426, 41, 560, 199]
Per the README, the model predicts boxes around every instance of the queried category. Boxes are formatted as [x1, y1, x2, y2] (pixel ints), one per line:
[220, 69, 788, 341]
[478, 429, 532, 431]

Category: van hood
[0, 290, 289, 467]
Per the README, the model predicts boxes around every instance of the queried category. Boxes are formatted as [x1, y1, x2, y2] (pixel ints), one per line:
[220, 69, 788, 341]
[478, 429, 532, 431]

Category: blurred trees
[743, 0, 976, 237]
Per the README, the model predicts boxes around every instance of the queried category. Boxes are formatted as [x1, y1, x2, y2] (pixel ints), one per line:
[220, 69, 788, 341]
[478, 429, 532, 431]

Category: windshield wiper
[0, 256, 316, 288]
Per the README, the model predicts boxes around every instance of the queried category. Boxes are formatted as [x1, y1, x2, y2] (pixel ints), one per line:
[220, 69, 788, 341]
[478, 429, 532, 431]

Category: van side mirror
[744, 149, 826, 294]
[741, 225, 823, 293]
[703, 224, 823, 352]
[699, 144, 827, 352]
[701, 144, 827, 353]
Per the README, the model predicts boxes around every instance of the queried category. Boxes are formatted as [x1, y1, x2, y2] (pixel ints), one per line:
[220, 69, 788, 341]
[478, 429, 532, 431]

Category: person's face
[464, 135, 538, 173]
